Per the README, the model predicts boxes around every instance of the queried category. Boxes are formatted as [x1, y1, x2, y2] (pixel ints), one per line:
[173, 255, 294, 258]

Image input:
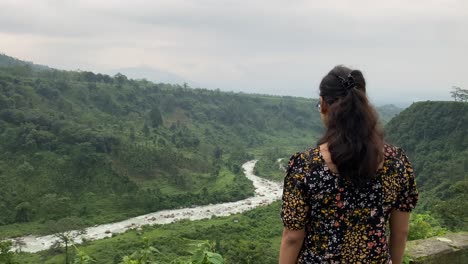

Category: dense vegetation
[10, 203, 450, 264]
[385, 101, 468, 230]
[7, 202, 284, 264]
[1, 54, 464, 263]
[0, 54, 323, 238]
[377, 104, 403, 124]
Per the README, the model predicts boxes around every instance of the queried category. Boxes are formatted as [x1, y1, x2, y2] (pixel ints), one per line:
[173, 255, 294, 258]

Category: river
[12, 160, 283, 253]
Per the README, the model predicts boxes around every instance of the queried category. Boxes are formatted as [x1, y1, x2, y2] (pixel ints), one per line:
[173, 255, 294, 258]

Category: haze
[1, 0, 467, 106]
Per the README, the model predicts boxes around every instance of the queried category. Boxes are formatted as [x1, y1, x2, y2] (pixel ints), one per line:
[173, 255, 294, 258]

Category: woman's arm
[279, 152, 309, 263]
[389, 210, 410, 264]
[390, 149, 418, 264]
[279, 228, 305, 264]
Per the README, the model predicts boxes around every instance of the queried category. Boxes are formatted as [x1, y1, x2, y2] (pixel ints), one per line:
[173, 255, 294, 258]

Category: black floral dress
[281, 144, 418, 263]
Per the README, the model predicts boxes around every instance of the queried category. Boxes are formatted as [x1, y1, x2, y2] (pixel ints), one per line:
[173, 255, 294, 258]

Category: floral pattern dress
[281, 144, 418, 263]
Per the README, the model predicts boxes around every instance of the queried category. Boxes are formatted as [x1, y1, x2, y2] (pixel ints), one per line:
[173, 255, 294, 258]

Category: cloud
[0, 0, 466, 105]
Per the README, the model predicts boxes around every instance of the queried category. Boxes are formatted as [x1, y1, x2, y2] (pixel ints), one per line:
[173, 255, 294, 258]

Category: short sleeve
[281, 152, 310, 230]
[394, 150, 419, 212]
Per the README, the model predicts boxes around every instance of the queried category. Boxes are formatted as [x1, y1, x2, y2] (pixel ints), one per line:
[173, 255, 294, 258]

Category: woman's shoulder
[287, 146, 322, 172]
[382, 143, 415, 183]
[383, 143, 410, 161]
[382, 145, 418, 211]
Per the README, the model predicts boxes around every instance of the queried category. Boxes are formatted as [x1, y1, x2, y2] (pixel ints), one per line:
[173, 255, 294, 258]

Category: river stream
[12, 160, 283, 253]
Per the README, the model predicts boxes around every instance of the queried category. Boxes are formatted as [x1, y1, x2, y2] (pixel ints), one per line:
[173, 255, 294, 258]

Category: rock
[406, 232, 468, 264]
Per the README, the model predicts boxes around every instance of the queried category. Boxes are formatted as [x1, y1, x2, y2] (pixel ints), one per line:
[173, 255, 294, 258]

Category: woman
[279, 66, 418, 264]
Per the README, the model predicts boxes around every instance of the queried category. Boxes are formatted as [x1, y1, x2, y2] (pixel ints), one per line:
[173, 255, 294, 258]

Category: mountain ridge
[0, 54, 321, 238]
[385, 101, 468, 230]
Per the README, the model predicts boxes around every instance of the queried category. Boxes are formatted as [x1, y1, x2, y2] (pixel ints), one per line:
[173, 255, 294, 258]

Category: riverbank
[11, 160, 283, 253]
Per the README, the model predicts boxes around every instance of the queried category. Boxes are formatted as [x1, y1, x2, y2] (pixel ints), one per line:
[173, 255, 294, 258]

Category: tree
[213, 146, 223, 160]
[47, 217, 87, 264]
[149, 107, 163, 127]
[14, 202, 32, 222]
[450, 86, 468, 102]
[114, 73, 128, 87]
[408, 213, 445, 240]
[0, 241, 18, 264]
[142, 123, 150, 137]
[39, 193, 72, 220]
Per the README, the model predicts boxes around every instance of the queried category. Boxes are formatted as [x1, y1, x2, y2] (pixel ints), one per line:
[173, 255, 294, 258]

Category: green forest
[0, 54, 466, 263]
[385, 101, 468, 230]
[0, 53, 323, 239]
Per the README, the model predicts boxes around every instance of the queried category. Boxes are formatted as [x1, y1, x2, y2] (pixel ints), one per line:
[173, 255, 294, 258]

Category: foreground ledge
[406, 232, 468, 264]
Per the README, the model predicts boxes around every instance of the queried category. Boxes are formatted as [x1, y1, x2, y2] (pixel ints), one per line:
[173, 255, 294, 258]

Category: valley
[0, 54, 466, 263]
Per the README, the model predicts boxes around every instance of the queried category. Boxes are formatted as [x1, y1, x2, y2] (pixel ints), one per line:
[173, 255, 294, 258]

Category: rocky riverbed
[12, 160, 283, 253]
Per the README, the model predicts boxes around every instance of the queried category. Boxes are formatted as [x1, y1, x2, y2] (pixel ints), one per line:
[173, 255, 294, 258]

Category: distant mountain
[108, 65, 194, 86]
[376, 104, 404, 124]
[385, 101, 468, 230]
[0, 53, 51, 71]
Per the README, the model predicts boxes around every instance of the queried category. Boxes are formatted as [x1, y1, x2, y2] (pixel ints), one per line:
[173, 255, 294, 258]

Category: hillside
[377, 104, 403, 124]
[0, 56, 463, 263]
[0, 53, 51, 72]
[385, 101, 468, 230]
[0, 59, 323, 238]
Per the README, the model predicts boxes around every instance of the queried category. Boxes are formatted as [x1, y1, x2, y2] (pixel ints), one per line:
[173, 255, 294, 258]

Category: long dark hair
[318, 65, 384, 186]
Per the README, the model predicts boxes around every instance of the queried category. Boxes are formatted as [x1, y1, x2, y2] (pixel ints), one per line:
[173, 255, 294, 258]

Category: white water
[11, 160, 283, 253]
[277, 158, 286, 171]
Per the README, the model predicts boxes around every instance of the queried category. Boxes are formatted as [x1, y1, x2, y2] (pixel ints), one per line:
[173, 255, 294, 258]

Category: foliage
[121, 237, 159, 264]
[72, 244, 96, 264]
[408, 213, 446, 240]
[184, 240, 224, 264]
[0, 54, 406, 240]
[450, 86, 468, 102]
[254, 147, 289, 182]
[376, 104, 403, 124]
[0, 59, 322, 238]
[385, 101, 468, 231]
[47, 217, 87, 264]
[0, 53, 51, 72]
[402, 250, 413, 264]
[16, 202, 283, 264]
[0, 240, 18, 264]
[2, 54, 464, 263]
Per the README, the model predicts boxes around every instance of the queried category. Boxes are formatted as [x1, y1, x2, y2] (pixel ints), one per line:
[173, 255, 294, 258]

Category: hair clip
[338, 74, 356, 90]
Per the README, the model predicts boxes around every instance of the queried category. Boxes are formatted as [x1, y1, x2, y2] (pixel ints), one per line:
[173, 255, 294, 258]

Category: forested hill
[0, 53, 51, 71]
[0, 54, 410, 239]
[0, 60, 323, 237]
[385, 101, 468, 230]
[377, 104, 403, 124]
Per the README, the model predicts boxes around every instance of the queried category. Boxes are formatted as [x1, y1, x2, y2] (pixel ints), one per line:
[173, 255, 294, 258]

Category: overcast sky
[1, 0, 467, 106]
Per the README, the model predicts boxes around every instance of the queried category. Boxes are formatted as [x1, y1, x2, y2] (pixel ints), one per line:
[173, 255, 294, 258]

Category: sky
[0, 0, 467, 106]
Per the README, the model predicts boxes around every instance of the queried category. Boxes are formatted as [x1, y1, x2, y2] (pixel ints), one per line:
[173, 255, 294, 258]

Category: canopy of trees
[385, 101, 468, 230]
[2, 54, 463, 263]
[450, 86, 468, 102]
[0, 55, 323, 238]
